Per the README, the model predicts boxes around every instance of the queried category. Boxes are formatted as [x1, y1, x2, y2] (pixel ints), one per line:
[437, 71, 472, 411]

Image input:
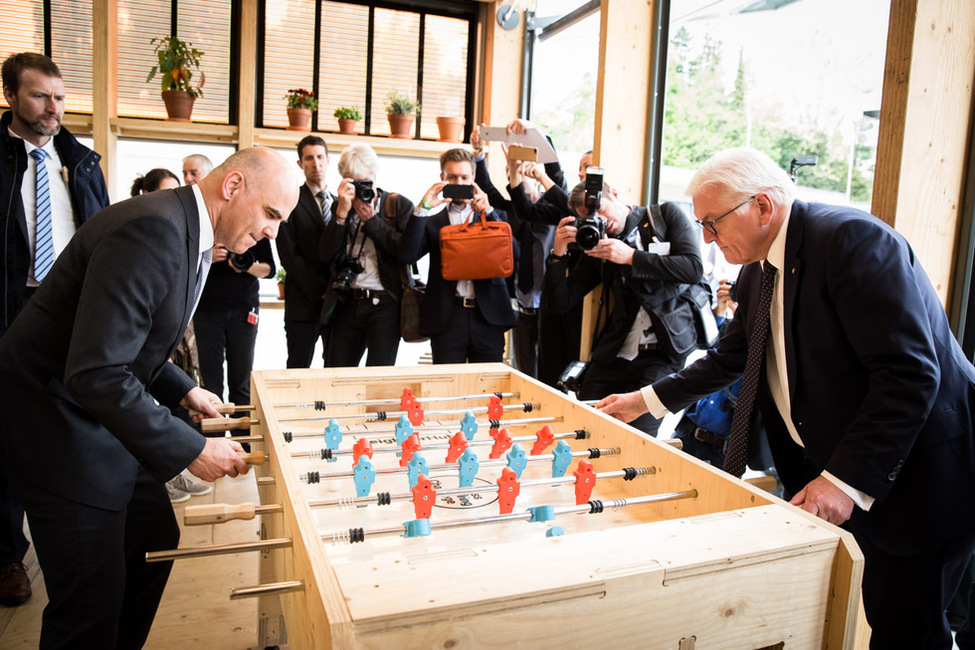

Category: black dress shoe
[0, 562, 31, 606]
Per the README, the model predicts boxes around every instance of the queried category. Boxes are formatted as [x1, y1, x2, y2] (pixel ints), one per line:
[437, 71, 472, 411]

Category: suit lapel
[175, 186, 202, 343]
[782, 201, 804, 403]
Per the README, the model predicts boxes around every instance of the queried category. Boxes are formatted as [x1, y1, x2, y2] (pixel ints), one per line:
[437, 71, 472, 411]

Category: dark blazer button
[887, 472, 897, 481]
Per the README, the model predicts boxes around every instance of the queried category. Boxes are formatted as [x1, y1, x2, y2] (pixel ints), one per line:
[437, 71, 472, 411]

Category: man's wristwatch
[548, 249, 570, 264]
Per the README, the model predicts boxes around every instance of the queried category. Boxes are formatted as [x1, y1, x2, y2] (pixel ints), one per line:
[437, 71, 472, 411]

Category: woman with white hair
[318, 143, 422, 366]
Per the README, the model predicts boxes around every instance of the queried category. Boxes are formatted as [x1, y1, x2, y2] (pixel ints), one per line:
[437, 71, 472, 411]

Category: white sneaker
[172, 470, 213, 497]
[166, 480, 191, 504]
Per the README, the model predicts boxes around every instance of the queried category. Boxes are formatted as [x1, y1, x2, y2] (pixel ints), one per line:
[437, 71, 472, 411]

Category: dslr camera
[228, 250, 255, 272]
[352, 179, 375, 202]
[330, 256, 364, 299]
[575, 166, 606, 251]
[320, 256, 364, 325]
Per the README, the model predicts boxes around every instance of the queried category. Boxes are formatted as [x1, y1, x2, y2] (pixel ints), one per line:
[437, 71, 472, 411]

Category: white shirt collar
[765, 202, 792, 271]
[192, 184, 214, 256]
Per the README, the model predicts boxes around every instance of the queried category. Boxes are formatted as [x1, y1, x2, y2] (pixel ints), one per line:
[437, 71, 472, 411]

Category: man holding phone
[414, 148, 516, 363]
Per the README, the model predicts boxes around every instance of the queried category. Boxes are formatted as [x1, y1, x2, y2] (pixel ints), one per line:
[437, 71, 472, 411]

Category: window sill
[62, 114, 465, 159]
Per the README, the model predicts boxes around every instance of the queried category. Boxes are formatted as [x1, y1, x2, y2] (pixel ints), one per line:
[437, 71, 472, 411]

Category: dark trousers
[22, 470, 178, 649]
[431, 303, 506, 364]
[326, 294, 400, 367]
[511, 310, 539, 378]
[537, 301, 582, 390]
[0, 467, 27, 565]
[285, 320, 329, 368]
[577, 350, 682, 437]
[194, 308, 258, 405]
[857, 528, 975, 649]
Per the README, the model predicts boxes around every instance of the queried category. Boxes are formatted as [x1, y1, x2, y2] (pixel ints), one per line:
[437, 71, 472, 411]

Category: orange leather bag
[439, 211, 514, 281]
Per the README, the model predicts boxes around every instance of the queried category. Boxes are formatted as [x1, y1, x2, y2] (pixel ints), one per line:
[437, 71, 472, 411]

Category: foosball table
[168, 363, 864, 648]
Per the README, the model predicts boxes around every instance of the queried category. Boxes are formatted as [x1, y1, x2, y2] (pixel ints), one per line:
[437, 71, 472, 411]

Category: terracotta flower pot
[162, 90, 195, 122]
[387, 113, 414, 139]
[436, 116, 465, 143]
[277, 282, 286, 300]
[337, 118, 358, 134]
[287, 107, 312, 131]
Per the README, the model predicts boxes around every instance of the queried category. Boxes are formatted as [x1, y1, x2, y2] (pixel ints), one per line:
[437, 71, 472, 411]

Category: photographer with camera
[193, 239, 274, 409]
[545, 172, 703, 436]
[318, 143, 421, 367]
[414, 148, 516, 363]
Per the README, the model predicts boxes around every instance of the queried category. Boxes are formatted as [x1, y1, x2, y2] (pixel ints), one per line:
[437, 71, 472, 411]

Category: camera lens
[576, 225, 601, 251]
[353, 180, 375, 202]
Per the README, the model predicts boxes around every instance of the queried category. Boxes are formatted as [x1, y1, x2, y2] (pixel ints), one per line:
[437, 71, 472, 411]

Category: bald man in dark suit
[0, 147, 297, 648]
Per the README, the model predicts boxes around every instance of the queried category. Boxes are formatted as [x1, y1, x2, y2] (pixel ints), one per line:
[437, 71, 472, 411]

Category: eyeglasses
[695, 195, 756, 236]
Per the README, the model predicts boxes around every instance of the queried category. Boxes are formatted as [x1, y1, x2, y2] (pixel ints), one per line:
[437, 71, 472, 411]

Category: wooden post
[91, 0, 117, 195]
[579, 0, 655, 359]
[872, 0, 975, 309]
[237, 0, 258, 149]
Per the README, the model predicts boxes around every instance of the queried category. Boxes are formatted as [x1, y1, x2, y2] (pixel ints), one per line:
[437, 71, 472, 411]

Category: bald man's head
[200, 147, 298, 253]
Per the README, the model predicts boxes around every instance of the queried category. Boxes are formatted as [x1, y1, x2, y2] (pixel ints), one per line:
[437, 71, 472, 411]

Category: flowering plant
[284, 89, 318, 111]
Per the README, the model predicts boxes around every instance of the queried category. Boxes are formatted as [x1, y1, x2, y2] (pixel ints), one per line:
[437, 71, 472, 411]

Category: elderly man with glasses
[598, 146, 975, 649]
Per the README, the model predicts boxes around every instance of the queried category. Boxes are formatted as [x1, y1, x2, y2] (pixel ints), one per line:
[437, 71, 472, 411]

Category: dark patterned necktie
[30, 149, 54, 282]
[517, 225, 534, 294]
[723, 261, 776, 478]
[318, 190, 331, 225]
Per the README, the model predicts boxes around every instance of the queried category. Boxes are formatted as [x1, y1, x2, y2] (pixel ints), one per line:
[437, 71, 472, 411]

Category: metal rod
[280, 402, 541, 423]
[291, 429, 589, 462]
[325, 489, 698, 544]
[283, 415, 560, 440]
[301, 447, 621, 483]
[229, 580, 304, 600]
[146, 538, 292, 562]
[275, 391, 520, 410]
[308, 467, 655, 511]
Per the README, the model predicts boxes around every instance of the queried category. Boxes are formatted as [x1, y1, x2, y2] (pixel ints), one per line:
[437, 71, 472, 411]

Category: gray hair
[337, 143, 379, 179]
[687, 147, 795, 207]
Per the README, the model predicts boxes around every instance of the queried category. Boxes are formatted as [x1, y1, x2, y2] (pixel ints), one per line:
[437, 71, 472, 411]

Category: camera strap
[345, 219, 366, 263]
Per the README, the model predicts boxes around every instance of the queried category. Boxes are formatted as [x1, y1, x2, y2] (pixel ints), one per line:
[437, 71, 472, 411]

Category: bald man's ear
[222, 170, 244, 200]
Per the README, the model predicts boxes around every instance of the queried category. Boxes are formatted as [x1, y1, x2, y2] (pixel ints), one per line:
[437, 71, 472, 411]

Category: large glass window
[0, 0, 95, 114]
[659, 0, 890, 209]
[262, 0, 474, 140]
[118, 0, 232, 122]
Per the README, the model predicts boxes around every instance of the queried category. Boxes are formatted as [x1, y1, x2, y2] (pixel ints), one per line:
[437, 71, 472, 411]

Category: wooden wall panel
[873, 0, 975, 307]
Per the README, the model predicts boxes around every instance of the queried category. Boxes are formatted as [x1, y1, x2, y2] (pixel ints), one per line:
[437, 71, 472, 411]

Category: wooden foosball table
[182, 363, 864, 648]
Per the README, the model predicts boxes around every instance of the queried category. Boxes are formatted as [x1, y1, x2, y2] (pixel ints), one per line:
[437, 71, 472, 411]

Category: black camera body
[575, 166, 606, 251]
[442, 184, 474, 201]
[558, 360, 589, 393]
[330, 257, 365, 298]
[727, 280, 738, 302]
[352, 179, 375, 202]
[228, 250, 255, 271]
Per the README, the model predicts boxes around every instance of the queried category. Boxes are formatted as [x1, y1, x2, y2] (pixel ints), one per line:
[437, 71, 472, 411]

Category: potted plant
[385, 90, 418, 139]
[284, 89, 318, 131]
[276, 268, 286, 300]
[436, 116, 465, 143]
[333, 106, 362, 134]
[146, 36, 204, 122]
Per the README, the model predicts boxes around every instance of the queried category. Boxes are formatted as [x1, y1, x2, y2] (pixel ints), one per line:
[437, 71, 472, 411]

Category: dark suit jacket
[417, 208, 517, 337]
[0, 186, 207, 510]
[654, 200, 975, 554]
[277, 184, 335, 321]
[317, 189, 421, 301]
[545, 203, 703, 363]
[0, 110, 110, 334]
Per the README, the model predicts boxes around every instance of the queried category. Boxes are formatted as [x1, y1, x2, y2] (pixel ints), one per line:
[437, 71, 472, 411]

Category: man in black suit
[0, 52, 111, 608]
[0, 146, 298, 648]
[597, 147, 975, 648]
[415, 148, 516, 363]
[277, 135, 334, 367]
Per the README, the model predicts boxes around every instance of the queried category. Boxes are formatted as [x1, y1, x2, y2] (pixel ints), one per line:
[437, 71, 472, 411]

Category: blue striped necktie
[30, 148, 54, 282]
